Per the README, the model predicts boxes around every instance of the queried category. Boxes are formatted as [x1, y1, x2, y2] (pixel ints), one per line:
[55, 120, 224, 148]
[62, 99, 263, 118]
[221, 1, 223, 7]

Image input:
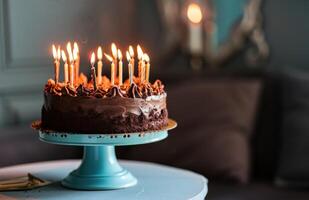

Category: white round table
[0, 160, 208, 200]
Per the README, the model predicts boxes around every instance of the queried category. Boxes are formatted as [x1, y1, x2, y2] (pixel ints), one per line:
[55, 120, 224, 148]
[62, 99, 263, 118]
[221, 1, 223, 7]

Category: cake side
[41, 78, 168, 134]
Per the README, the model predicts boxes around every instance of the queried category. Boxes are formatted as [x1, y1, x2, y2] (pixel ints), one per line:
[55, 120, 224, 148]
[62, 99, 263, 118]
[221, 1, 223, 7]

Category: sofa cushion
[119, 78, 261, 183]
[251, 71, 283, 180]
[276, 69, 309, 186]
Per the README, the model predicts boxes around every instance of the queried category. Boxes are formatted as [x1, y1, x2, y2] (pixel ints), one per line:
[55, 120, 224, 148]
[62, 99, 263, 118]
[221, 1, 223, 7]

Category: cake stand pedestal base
[62, 145, 137, 190]
[35, 119, 177, 190]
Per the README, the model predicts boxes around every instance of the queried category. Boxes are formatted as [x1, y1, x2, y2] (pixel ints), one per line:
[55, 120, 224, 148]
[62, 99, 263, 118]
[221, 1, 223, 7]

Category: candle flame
[104, 53, 113, 62]
[111, 43, 117, 59]
[73, 42, 79, 54]
[137, 45, 143, 60]
[66, 42, 72, 54]
[61, 50, 67, 62]
[66, 42, 73, 62]
[52, 45, 57, 59]
[73, 48, 78, 61]
[68, 51, 74, 63]
[143, 53, 150, 63]
[126, 51, 131, 62]
[117, 49, 122, 60]
[187, 3, 203, 24]
[129, 45, 134, 57]
[97, 46, 103, 60]
[90, 52, 96, 65]
[57, 46, 61, 60]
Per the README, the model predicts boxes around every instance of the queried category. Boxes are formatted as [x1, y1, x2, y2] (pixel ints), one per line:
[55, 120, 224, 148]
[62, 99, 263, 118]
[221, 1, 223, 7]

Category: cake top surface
[45, 75, 166, 99]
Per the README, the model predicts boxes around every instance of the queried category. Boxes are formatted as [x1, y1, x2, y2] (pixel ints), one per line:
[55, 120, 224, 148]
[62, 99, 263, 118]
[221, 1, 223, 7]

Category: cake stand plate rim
[38, 131, 168, 146]
[35, 119, 176, 146]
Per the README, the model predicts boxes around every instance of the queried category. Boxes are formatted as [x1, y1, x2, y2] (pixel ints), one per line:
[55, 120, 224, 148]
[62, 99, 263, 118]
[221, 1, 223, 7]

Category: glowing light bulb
[187, 3, 203, 24]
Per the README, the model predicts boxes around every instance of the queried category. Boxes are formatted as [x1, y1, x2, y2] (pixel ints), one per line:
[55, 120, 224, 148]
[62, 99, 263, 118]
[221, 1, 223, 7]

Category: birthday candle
[52, 45, 60, 84]
[61, 50, 69, 83]
[90, 52, 97, 90]
[126, 51, 133, 84]
[117, 49, 123, 85]
[129, 45, 135, 75]
[111, 43, 118, 81]
[97, 46, 103, 85]
[67, 42, 74, 88]
[73, 42, 80, 83]
[141, 55, 145, 82]
[144, 53, 150, 82]
[137, 45, 143, 81]
[105, 53, 115, 85]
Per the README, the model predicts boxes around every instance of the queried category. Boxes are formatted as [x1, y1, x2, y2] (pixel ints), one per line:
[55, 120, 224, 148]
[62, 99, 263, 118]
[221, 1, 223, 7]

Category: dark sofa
[207, 71, 309, 199]
[1, 70, 309, 199]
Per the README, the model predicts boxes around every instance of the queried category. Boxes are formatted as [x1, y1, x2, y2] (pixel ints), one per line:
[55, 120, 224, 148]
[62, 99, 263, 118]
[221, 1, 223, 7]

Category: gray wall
[263, 0, 309, 69]
[0, 0, 308, 126]
[0, 0, 137, 126]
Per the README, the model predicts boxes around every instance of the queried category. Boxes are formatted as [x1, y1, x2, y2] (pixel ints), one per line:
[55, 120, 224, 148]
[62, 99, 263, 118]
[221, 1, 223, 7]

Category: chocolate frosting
[105, 86, 125, 98]
[42, 77, 168, 134]
[44, 92, 166, 118]
[44, 77, 166, 99]
[127, 83, 142, 98]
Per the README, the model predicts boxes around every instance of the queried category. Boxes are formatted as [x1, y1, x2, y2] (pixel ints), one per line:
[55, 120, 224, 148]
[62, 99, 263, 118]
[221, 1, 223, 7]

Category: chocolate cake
[41, 76, 168, 134]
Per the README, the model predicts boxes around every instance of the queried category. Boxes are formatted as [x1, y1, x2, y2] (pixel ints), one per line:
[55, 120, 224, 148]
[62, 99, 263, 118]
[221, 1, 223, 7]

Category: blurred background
[1, 0, 309, 199]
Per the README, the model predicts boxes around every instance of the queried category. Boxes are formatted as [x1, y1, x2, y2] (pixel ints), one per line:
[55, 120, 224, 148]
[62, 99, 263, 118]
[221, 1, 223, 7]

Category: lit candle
[52, 44, 60, 84]
[137, 45, 144, 81]
[90, 52, 97, 90]
[111, 43, 118, 81]
[129, 45, 135, 75]
[143, 53, 150, 82]
[187, 3, 203, 55]
[73, 42, 80, 82]
[67, 42, 74, 88]
[117, 49, 123, 85]
[105, 53, 115, 85]
[57, 45, 61, 75]
[126, 51, 133, 84]
[61, 50, 69, 83]
[141, 54, 145, 82]
[97, 46, 103, 85]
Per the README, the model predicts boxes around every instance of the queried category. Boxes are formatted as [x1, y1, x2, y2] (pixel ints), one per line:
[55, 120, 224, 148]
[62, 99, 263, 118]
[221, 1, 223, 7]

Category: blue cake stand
[35, 119, 177, 190]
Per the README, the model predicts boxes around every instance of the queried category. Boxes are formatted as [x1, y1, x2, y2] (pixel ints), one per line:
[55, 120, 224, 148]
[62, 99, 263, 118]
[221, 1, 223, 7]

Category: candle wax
[114, 59, 118, 82]
[97, 60, 103, 85]
[69, 64, 74, 87]
[138, 60, 142, 81]
[91, 65, 97, 90]
[140, 61, 145, 82]
[111, 62, 115, 85]
[128, 63, 133, 84]
[54, 60, 60, 84]
[75, 57, 80, 84]
[64, 63, 69, 83]
[145, 62, 150, 82]
[189, 23, 203, 55]
[130, 58, 135, 76]
[118, 60, 123, 85]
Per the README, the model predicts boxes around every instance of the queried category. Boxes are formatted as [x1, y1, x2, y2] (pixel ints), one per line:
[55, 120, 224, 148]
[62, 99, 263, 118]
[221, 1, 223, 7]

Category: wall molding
[0, 0, 50, 92]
